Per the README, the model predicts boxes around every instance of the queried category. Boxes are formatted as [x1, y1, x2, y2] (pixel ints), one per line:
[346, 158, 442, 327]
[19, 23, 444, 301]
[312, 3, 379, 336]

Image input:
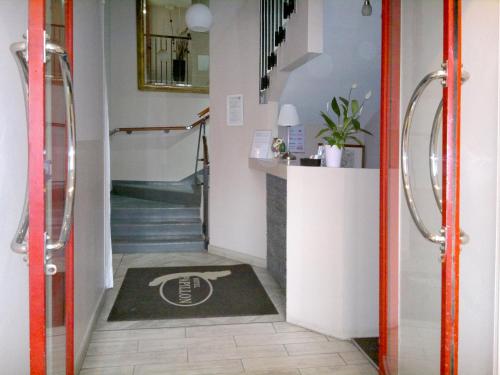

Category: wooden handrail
[110, 111, 209, 137]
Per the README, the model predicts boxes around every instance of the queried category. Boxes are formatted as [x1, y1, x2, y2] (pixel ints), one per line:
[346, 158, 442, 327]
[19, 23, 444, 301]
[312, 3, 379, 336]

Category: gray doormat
[108, 264, 278, 321]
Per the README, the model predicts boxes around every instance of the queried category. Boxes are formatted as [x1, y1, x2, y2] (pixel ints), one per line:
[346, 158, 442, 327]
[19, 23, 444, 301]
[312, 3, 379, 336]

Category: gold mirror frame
[136, 0, 209, 94]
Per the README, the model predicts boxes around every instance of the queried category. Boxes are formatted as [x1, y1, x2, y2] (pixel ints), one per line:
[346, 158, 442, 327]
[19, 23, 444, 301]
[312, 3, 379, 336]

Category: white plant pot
[324, 145, 343, 167]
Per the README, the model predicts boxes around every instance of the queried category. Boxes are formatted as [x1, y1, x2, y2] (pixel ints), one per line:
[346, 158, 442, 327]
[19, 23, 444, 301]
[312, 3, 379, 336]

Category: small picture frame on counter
[341, 144, 365, 168]
[250, 130, 273, 159]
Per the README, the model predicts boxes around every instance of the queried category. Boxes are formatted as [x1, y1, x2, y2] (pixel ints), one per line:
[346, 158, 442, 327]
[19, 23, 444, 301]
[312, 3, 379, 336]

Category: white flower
[365, 90, 372, 100]
[326, 101, 331, 112]
[351, 83, 358, 89]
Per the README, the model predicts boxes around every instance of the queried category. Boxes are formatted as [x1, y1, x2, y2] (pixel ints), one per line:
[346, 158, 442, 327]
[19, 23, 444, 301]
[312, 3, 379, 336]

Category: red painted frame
[28, 1, 74, 374]
[28, 1, 47, 373]
[64, 2, 75, 374]
[441, 1, 462, 373]
[378, 0, 400, 374]
[379, 0, 462, 374]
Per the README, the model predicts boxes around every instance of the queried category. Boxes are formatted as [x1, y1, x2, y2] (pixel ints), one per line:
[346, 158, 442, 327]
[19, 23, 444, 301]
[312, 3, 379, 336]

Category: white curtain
[101, 0, 113, 288]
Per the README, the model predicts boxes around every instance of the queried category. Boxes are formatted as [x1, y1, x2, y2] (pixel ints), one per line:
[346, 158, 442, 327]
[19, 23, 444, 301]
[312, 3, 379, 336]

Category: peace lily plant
[317, 84, 373, 167]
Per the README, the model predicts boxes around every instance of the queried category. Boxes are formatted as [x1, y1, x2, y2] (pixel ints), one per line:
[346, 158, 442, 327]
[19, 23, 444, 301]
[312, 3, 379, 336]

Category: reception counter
[249, 158, 379, 339]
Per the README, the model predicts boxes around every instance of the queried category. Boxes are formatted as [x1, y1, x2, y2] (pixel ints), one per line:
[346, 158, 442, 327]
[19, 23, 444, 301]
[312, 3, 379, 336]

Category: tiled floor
[80, 253, 377, 375]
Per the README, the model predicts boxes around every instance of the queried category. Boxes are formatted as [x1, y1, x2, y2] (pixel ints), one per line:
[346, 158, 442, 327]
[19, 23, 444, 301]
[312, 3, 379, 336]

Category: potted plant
[316, 84, 372, 167]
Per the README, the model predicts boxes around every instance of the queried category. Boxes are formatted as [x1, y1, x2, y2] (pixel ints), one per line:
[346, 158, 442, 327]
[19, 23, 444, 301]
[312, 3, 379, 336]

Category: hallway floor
[80, 253, 377, 375]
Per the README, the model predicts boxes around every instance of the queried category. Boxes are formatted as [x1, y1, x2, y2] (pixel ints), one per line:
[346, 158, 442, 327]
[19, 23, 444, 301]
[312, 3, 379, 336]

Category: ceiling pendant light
[185, 3, 213, 32]
[362, 0, 372, 16]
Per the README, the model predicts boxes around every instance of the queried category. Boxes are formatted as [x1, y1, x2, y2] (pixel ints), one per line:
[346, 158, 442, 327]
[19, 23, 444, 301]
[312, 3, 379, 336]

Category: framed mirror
[136, 0, 209, 93]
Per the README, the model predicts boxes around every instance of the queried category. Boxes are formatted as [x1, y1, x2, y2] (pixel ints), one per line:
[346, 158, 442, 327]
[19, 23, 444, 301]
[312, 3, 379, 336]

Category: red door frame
[379, 0, 400, 374]
[28, 0, 47, 372]
[64, 2, 75, 374]
[379, 1, 462, 374]
[28, 1, 74, 374]
[441, 1, 462, 373]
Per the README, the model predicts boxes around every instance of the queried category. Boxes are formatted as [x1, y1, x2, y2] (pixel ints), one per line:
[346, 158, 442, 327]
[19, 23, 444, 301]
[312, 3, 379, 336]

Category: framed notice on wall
[288, 125, 305, 153]
[227, 94, 244, 126]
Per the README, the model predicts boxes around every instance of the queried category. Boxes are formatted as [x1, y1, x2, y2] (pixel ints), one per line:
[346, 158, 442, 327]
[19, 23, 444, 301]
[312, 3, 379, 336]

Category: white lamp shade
[185, 4, 213, 32]
[277, 104, 300, 127]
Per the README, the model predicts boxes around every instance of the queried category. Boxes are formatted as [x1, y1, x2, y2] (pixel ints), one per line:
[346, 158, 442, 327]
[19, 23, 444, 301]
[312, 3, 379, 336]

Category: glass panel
[398, 1, 443, 374]
[45, 1, 67, 374]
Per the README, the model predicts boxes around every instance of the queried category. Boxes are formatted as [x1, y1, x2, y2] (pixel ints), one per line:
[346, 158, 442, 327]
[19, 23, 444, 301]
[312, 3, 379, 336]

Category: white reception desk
[249, 158, 379, 339]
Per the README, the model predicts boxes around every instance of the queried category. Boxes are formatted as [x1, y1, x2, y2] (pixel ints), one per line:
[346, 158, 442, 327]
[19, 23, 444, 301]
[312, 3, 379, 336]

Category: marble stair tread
[112, 233, 204, 240]
[112, 218, 202, 225]
[111, 194, 191, 208]
[112, 236, 205, 253]
[112, 222, 203, 238]
[113, 181, 199, 194]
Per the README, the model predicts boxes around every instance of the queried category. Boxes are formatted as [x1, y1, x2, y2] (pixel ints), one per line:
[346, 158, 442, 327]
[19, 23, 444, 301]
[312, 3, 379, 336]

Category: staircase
[111, 177, 205, 253]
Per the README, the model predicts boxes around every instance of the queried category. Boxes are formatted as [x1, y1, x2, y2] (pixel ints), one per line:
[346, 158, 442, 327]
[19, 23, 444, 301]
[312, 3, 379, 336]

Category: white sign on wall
[227, 94, 244, 126]
[288, 125, 305, 153]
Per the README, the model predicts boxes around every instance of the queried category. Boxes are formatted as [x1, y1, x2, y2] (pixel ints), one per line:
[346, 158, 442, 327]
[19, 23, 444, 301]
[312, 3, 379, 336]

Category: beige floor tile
[188, 344, 287, 362]
[338, 351, 369, 365]
[299, 364, 378, 375]
[86, 340, 139, 355]
[235, 331, 328, 347]
[138, 335, 235, 352]
[79, 366, 134, 375]
[242, 353, 345, 371]
[224, 371, 300, 375]
[91, 327, 185, 342]
[82, 349, 187, 369]
[133, 359, 244, 375]
[186, 323, 276, 338]
[285, 341, 357, 356]
[273, 322, 308, 333]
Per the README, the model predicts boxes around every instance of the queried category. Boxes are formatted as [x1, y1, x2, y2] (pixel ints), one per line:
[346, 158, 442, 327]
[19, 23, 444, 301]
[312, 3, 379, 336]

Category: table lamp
[278, 104, 300, 160]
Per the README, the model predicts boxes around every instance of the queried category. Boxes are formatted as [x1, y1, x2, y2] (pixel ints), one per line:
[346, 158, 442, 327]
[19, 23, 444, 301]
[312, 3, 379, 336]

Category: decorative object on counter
[361, 0, 373, 16]
[278, 104, 301, 161]
[342, 144, 366, 168]
[250, 130, 273, 159]
[185, 3, 213, 32]
[316, 143, 326, 166]
[300, 158, 321, 167]
[271, 137, 286, 158]
[316, 83, 372, 167]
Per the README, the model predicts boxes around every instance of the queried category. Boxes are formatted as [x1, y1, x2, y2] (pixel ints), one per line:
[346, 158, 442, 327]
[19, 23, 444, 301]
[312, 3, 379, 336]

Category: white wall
[0, 2, 30, 373]
[108, 0, 209, 182]
[209, 0, 278, 262]
[0, 1, 107, 372]
[280, 0, 381, 166]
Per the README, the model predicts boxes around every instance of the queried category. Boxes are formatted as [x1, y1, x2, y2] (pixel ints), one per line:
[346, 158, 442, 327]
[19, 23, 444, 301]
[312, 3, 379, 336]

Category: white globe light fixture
[185, 4, 213, 32]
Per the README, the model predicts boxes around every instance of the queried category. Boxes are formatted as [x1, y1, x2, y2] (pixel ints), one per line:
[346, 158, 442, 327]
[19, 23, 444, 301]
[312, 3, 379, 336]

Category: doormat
[108, 264, 278, 321]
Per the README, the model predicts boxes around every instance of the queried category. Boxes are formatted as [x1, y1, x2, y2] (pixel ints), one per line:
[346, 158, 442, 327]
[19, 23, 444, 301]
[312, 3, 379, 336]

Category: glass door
[379, 0, 466, 374]
[14, 1, 75, 374]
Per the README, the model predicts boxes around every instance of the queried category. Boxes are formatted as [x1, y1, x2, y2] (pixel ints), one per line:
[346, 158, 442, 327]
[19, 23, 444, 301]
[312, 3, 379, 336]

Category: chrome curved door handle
[45, 41, 76, 252]
[9, 40, 76, 254]
[429, 70, 470, 245]
[10, 41, 29, 254]
[402, 69, 447, 245]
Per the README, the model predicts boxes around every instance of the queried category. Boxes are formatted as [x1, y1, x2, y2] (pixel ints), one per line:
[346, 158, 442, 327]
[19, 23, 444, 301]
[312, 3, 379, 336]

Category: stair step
[112, 220, 202, 238]
[112, 207, 200, 221]
[112, 181, 200, 205]
[112, 236, 205, 253]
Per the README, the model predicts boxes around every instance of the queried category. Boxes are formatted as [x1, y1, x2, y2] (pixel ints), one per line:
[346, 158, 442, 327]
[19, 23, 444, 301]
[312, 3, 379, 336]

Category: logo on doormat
[149, 271, 231, 307]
